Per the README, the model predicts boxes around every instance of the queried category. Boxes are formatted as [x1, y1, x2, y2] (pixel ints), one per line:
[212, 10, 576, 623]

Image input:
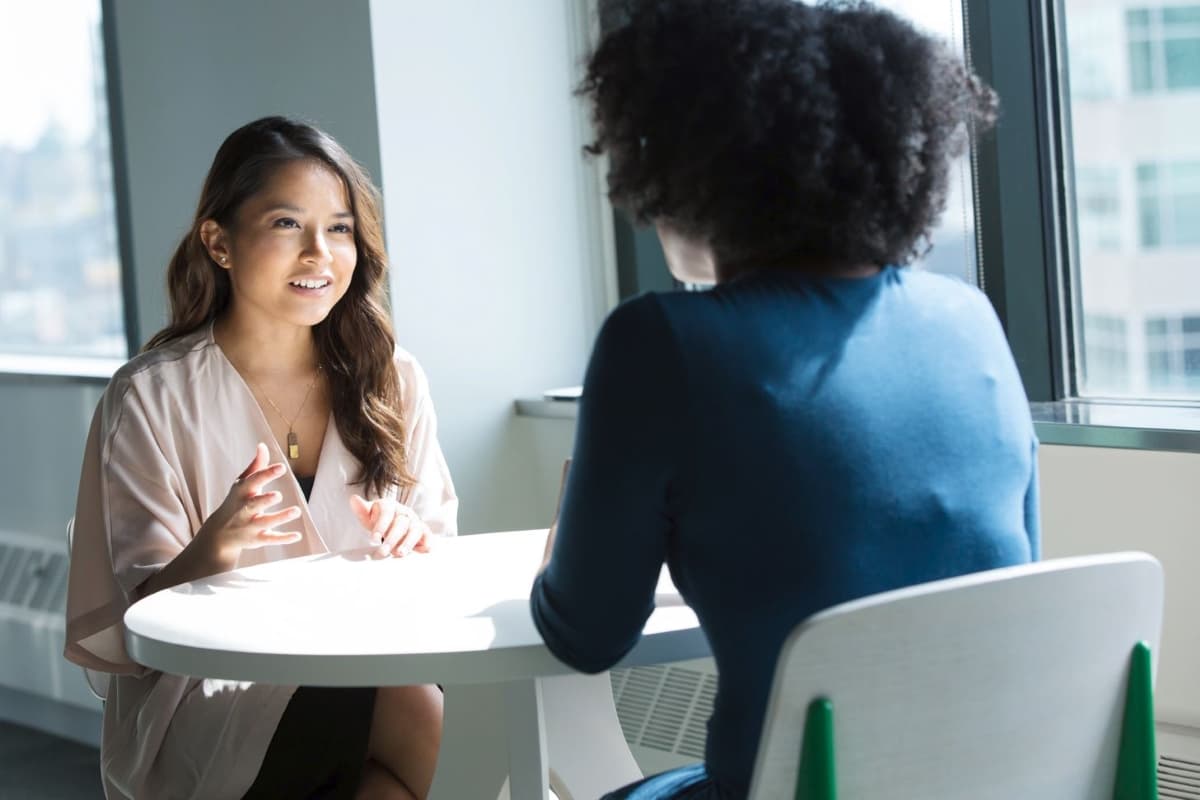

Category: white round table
[125, 529, 709, 800]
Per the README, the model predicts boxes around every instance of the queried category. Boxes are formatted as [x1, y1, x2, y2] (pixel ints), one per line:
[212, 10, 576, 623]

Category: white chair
[65, 517, 110, 702]
[748, 552, 1163, 800]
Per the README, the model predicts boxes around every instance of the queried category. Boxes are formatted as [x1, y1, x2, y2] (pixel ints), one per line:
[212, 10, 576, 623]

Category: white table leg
[430, 673, 642, 800]
[428, 683, 510, 800]
[505, 679, 549, 799]
[543, 672, 643, 800]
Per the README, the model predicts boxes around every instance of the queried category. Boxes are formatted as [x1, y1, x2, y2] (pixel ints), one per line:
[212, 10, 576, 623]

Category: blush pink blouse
[64, 326, 458, 799]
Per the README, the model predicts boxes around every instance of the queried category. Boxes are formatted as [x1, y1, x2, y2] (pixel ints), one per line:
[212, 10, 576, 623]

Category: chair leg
[795, 698, 836, 800]
[1114, 641, 1157, 800]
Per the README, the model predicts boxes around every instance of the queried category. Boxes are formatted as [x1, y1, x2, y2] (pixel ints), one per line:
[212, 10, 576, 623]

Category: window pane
[1128, 39, 1156, 93]
[872, 0, 979, 285]
[1066, 1, 1200, 399]
[1164, 38, 1200, 89]
[0, 0, 125, 360]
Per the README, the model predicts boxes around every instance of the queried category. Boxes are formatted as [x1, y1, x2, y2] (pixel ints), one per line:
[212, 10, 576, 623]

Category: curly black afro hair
[582, 0, 999, 275]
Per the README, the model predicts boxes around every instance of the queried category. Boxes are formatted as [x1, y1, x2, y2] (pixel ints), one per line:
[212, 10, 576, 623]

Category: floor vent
[1160, 754, 1200, 800]
[611, 664, 715, 760]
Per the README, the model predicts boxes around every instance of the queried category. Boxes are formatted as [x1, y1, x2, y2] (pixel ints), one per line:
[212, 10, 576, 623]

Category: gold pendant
[287, 431, 300, 460]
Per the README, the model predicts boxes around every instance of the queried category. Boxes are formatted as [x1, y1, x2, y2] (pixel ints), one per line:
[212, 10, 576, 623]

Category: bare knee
[368, 685, 443, 798]
[356, 759, 416, 800]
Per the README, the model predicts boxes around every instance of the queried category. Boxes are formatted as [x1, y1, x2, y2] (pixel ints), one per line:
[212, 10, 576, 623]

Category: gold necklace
[248, 368, 321, 461]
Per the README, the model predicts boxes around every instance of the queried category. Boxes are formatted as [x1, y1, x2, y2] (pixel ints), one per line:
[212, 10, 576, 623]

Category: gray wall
[111, 0, 382, 343]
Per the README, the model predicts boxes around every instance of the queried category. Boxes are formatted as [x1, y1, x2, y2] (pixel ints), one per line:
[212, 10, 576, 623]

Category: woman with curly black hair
[530, 1, 1039, 798]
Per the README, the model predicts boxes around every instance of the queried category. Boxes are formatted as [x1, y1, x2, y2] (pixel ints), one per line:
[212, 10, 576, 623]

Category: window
[1067, 8, 1122, 100]
[1136, 161, 1200, 248]
[1062, 0, 1200, 400]
[612, 0, 982, 298]
[871, 0, 980, 286]
[1128, 6, 1200, 94]
[1145, 314, 1200, 391]
[0, 0, 127, 362]
[1079, 313, 1130, 394]
[1075, 167, 1123, 251]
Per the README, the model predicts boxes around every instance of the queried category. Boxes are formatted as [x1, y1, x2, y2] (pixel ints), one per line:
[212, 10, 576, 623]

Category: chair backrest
[65, 517, 109, 702]
[748, 552, 1163, 800]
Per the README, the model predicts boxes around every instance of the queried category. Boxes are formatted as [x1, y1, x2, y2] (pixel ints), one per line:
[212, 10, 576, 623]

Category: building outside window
[1075, 166, 1124, 251]
[1128, 6, 1200, 94]
[1136, 161, 1200, 247]
[1080, 313, 1131, 393]
[1145, 314, 1200, 391]
[0, 0, 126, 363]
[1063, 0, 1200, 400]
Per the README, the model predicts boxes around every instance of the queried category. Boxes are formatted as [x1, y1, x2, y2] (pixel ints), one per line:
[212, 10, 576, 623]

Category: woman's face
[205, 159, 358, 330]
[656, 222, 717, 285]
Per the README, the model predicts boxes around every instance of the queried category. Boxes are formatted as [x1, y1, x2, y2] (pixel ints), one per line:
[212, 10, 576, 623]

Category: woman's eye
[273, 217, 300, 229]
[330, 223, 353, 234]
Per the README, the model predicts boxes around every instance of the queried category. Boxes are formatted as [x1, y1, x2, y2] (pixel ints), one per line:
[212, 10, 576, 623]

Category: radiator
[0, 529, 101, 712]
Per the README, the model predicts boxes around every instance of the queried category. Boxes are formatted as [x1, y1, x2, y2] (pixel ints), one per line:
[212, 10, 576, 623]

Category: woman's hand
[142, 443, 302, 597]
[199, 443, 303, 559]
[350, 494, 431, 558]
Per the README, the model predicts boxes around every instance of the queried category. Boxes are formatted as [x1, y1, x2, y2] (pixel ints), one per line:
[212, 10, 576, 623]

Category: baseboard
[0, 684, 102, 748]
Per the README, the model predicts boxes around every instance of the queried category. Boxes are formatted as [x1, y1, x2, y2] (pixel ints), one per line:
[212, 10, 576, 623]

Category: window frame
[971, 0, 1200, 452]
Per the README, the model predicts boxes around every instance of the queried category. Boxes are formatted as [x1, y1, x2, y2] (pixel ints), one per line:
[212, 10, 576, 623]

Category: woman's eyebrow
[259, 203, 354, 218]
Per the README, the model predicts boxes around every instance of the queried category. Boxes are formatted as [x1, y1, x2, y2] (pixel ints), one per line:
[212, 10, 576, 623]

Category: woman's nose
[302, 231, 332, 264]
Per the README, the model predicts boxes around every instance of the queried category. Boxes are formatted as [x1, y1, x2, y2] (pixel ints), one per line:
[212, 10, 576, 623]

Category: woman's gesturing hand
[201, 442, 303, 557]
[350, 494, 431, 558]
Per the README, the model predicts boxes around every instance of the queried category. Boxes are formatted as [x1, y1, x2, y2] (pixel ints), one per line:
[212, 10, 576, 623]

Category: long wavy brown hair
[144, 116, 414, 496]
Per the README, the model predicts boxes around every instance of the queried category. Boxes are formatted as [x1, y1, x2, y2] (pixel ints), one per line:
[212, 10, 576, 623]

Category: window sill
[0, 354, 123, 385]
[1031, 400, 1200, 453]
[516, 396, 1200, 454]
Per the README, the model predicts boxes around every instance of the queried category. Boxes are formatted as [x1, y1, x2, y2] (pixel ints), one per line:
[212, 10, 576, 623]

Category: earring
[219, 256, 228, 264]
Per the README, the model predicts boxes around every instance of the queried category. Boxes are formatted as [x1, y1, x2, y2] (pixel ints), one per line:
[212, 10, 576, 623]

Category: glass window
[1064, 0, 1200, 400]
[1145, 314, 1200, 391]
[1075, 167, 1123, 251]
[1127, 5, 1200, 94]
[875, 0, 979, 286]
[0, 0, 126, 362]
[1136, 161, 1200, 248]
[1080, 313, 1130, 394]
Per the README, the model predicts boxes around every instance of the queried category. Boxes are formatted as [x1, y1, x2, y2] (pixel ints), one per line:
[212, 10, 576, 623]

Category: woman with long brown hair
[65, 116, 456, 799]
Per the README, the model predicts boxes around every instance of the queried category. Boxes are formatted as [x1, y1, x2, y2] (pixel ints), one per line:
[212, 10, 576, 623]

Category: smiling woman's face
[205, 158, 358, 331]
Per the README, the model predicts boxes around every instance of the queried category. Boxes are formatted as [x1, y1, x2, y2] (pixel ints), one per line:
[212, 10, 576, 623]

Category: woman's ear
[199, 220, 231, 269]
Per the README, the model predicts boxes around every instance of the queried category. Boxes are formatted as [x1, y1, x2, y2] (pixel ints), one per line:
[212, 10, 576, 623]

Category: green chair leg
[1114, 641, 1157, 800]
[795, 698, 836, 800]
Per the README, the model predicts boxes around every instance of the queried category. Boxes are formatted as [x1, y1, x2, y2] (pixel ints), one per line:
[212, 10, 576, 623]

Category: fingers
[388, 516, 429, 558]
[239, 462, 288, 497]
[410, 522, 434, 554]
[243, 491, 284, 516]
[250, 505, 302, 530]
[239, 442, 270, 480]
[374, 503, 400, 556]
[349, 494, 373, 528]
[254, 528, 303, 547]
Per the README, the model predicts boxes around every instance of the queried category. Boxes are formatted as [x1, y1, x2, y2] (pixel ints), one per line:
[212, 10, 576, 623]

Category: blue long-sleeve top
[530, 266, 1039, 797]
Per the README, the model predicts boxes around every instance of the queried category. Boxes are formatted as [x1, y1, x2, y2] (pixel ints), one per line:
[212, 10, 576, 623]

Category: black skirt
[242, 686, 377, 800]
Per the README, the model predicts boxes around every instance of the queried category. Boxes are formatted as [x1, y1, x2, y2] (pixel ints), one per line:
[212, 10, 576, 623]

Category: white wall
[1039, 444, 1200, 729]
[369, 1, 611, 533]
